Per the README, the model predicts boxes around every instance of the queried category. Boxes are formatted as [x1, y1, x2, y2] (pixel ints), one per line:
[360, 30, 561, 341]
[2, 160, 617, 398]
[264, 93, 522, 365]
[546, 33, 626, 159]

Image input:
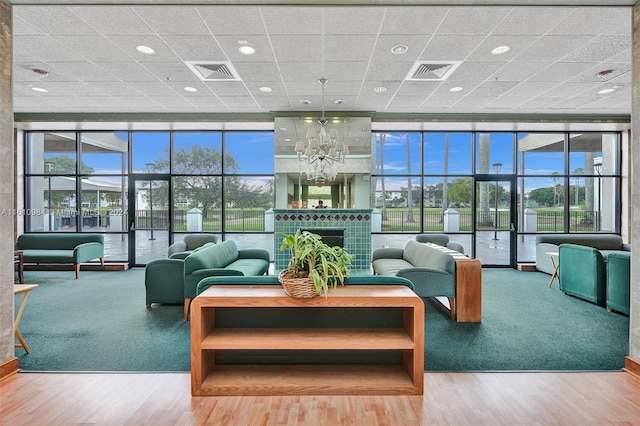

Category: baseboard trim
[0, 357, 19, 382]
[24, 263, 129, 272]
[624, 356, 640, 379]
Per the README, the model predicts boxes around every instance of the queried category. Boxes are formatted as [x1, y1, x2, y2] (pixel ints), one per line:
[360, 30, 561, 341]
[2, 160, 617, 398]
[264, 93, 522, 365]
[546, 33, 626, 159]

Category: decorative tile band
[274, 209, 372, 271]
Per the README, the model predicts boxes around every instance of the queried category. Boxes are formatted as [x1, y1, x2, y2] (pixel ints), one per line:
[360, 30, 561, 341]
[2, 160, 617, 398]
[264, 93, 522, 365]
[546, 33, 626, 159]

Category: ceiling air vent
[405, 61, 462, 81]
[184, 61, 241, 81]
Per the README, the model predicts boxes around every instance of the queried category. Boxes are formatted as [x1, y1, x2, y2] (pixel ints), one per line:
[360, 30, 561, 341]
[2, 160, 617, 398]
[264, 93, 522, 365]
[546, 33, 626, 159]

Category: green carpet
[14, 268, 629, 372]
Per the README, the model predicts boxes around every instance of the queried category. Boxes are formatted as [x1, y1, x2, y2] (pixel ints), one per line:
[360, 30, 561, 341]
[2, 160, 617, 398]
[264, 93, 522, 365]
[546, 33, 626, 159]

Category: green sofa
[371, 240, 456, 302]
[183, 239, 270, 320]
[15, 233, 105, 279]
[535, 234, 629, 274]
[144, 258, 185, 309]
[416, 234, 464, 254]
[606, 252, 630, 315]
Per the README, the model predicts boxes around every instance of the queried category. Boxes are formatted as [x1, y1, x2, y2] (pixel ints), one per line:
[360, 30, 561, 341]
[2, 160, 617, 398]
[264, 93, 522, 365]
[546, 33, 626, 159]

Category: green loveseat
[15, 233, 105, 279]
[371, 240, 456, 309]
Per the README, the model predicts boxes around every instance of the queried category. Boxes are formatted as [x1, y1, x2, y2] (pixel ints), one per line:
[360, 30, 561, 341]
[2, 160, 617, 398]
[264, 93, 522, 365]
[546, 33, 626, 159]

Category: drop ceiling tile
[436, 7, 512, 35]
[133, 6, 211, 36]
[485, 96, 529, 109]
[529, 62, 597, 82]
[547, 7, 630, 36]
[387, 96, 428, 109]
[242, 81, 287, 96]
[87, 82, 144, 96]
[395, 81, 440, 97]
[45, 61, 119, 82]
[381, 6, 449, 35]
[177, 96, 226, 109]
[254, 96, 295, 110]
[355, 95, 394, 110]
[72, 6, 153, 35]
[95, 62, 160, 82]
[71, 96, 130, 108]
[324, 35, 377, 62]
[128, 81, 179, 96]
[220, 96, 260, 109]
[518, 97, 565, 109]
[141, 61, 198, 83]
[196, 6, 267, 36]
[539, 82, 597, 98]
[323, 62, 369, 84]
[13, 15, 46, 36]
[102, 35, 181, 62]
[278, 62, 324, 83]
[51, 36, 132, 62]
[466, 35, 539, 62]
[13, 62, 73, 82]
[370, 35, 431, 62]
[13, 35, 80, 62]
[553, 96, 602, 109]
[451, 96, 492, 109]
[419, 35, 483, 61]
[260, 7, 323, 35]
[323, 7, 386, 35]
[447, 61, 506, 81]
[516, 35, 594, 63]
[15, 6, 97, 35]
[148, 95, 199, 109]
[205, 81, 251, 97]
[366, 61, 414, 81]
[468, 81, 520, 97]
[420, 96, 458, 108]
[492, 7, 575, 35]
[504, 81, 558, 97]
[562, 35, 631, 63]
[269, 35, 322, 62]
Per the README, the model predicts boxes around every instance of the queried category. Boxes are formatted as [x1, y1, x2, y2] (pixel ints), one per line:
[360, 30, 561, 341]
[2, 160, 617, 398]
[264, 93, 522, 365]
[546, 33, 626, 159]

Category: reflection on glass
[132, 132, 169, 173]
[375, 132, 420, 175]
[80, 132, 128, 174]
[173, 132, 222, 174]
[476, 133, 513, 174]
[424, 132, 472, 175]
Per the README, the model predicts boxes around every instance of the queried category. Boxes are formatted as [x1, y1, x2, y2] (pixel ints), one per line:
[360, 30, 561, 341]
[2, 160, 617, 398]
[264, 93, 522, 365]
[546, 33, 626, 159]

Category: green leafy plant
[278, 229, 355, 296]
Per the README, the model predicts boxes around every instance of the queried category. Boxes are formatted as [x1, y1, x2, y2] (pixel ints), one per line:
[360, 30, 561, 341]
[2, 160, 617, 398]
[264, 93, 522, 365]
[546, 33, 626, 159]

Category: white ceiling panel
[11, 4, 633, 116]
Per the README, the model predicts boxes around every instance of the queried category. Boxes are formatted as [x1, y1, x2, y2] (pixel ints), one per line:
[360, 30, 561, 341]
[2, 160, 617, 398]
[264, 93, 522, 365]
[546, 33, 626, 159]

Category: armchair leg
[184, 298, 191, 322]
[100, 258, 105, 269]
[75, 264, 80, 279]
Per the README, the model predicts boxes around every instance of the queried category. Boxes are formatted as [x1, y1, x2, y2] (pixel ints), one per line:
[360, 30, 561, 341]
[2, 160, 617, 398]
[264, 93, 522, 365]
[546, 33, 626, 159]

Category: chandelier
[294, 78, 348, 184]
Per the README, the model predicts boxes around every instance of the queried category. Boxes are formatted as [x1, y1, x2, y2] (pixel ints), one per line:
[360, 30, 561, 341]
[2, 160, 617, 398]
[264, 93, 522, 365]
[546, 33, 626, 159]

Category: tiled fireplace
[273, 209, 372, 271]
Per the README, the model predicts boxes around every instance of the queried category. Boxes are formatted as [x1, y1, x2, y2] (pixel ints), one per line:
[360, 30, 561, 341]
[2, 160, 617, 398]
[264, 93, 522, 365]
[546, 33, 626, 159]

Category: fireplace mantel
[273, 209, 372, 271]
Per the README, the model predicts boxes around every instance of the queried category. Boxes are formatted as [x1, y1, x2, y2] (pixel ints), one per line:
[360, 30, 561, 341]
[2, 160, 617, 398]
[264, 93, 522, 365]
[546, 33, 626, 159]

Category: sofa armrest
[168, 241, 188, 257]
[238, 248, 270, 262]
[622, 243, 631, 252]
[73, 242, 104, 263]
[396, 267, 455, 298]
[372, 248, 404, 261]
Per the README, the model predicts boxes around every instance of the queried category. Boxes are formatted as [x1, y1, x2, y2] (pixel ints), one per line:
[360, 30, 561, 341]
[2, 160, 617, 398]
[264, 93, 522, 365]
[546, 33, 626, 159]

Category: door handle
[130, 221, 135, 231]
[510, 223, 516, 231]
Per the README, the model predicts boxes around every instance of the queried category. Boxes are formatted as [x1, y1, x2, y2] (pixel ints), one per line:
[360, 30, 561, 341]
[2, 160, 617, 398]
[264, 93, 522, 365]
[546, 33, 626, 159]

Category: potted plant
[278, 229, 355, 298]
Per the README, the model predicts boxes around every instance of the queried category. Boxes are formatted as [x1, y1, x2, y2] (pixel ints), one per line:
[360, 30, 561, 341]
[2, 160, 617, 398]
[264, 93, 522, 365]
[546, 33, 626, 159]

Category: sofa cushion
[403, 240, 455, 273]
[22, 249, 75, 264]
[225, 258, 269, 276]
[372, 258, 414, 276]
[184, 240, 238, 274]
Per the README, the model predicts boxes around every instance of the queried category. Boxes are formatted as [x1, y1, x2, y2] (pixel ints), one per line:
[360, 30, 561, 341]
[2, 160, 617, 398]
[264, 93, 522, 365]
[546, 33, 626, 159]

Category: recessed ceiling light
[450, 86, 464, 92]
[183, 86, 198, 93]
[284, 138, 291, 142]
[31, 87, 48, 93]
[136, 45, 155, 55]
[491, 45, 511, 55]
[373, 86, 387, 93]
[391, 45, 408, 54]
[259, 86, 272, 93]
[239, 46, 256, 55]
[598, 88, 616, 94]
[301, 99, 312, 105]
[334, 99, 344, 105]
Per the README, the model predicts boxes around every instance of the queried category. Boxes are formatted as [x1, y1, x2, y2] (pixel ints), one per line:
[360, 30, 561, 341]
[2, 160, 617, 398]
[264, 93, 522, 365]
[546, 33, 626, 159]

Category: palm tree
[406, 133, 414, 222]
[551, 171, 560, 207]
[478, 133, 492, 226]
[573, 167, 584, 207]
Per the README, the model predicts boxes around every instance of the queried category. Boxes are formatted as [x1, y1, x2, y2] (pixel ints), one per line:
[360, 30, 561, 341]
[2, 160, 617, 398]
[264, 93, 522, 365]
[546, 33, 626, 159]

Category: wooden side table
[546, 252, 560, 288]
[14, 284, 38, 353]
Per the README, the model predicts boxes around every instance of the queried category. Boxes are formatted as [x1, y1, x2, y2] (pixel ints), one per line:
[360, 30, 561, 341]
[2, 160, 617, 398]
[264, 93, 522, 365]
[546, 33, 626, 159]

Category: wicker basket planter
[278, 270, 319, 299]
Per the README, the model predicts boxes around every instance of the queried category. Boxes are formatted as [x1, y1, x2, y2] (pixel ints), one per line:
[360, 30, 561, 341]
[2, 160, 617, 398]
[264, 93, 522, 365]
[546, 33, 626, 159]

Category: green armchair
[168, 234, 218, 259]
[145, 258, 185, 308]
[606, 252, 630, 315]
[416, 234, 465, 254]
[559, 243, 606, 305]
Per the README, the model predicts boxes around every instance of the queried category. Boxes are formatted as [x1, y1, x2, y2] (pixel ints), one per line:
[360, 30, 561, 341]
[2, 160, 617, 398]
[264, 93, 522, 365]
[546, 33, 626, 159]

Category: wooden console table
[190, 285, 424, 396]
[423, 243, 482, 323]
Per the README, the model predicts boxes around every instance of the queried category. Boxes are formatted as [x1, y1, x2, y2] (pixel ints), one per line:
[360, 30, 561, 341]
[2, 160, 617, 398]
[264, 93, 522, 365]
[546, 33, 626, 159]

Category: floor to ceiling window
[372, 130, 622, 266]
[24, 130, 274, 264]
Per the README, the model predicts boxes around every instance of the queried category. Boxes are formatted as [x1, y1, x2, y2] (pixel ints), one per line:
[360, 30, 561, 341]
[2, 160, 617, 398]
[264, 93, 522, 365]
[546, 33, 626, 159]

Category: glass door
[474, 176, 516, 267]
[128, 177, 170, 266]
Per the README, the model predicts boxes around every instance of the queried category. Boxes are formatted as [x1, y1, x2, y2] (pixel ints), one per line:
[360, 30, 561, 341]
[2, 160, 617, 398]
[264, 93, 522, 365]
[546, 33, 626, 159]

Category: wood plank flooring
[2, 371, 640, 425]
